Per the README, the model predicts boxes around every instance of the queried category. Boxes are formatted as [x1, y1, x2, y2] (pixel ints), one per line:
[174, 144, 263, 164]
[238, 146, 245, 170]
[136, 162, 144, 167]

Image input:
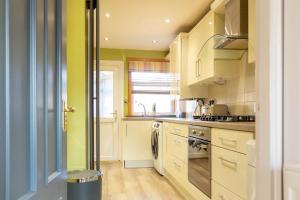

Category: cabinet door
[123, 121, 153, 161]
[212, 181, 243, 200]
[211, 128, 254, 154]
[169, 38, 180, 96]
[188, 12, 225, 85]
[188, 12, 214, 85]
[248, 0, 256, 63]
[212, 146, 247, 198]
[166, 133, 188, 163]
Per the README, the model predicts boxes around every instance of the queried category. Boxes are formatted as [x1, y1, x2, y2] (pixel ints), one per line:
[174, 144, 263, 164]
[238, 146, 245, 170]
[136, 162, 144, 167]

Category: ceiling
[100, 0, 214, 51]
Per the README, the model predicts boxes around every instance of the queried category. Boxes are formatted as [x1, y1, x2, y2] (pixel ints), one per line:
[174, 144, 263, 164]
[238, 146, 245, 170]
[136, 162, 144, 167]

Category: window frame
[127, 58, 175, 116]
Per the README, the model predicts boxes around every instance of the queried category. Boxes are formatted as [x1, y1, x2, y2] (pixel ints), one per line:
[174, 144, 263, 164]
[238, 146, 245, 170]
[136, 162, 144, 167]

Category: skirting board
[124, 160, 154, 168]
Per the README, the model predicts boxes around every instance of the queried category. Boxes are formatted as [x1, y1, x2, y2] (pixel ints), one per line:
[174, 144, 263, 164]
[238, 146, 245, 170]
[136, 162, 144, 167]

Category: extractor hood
[215, 0, 248, 49]
[197, 0, 248, 61]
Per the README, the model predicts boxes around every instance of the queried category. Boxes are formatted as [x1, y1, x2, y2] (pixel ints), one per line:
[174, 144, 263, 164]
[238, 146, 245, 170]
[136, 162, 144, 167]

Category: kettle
[193, 99, 204, 119]
[201, 99, 215, 116]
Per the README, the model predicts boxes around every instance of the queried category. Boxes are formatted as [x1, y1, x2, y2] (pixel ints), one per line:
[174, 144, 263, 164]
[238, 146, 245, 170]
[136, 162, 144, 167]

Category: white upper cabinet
[248, 0, 256, 63]
[169, 33, 208, 99]
[187, 11, 241, 85]
[188, 11, 222, 85]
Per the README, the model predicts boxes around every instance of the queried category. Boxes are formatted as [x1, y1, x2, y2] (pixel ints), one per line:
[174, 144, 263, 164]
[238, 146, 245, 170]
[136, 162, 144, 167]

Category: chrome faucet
[138, 103, 147, 116]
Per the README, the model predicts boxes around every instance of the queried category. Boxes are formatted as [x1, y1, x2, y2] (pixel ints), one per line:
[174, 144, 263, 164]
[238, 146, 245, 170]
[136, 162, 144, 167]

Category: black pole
[95, 0, 100, 171]
[88, 0, 95, 170]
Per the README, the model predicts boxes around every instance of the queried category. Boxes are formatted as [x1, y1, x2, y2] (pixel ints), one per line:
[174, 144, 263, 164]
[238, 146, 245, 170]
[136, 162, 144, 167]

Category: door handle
[64, 105, 75, 113]
[63, 101, 75, 132]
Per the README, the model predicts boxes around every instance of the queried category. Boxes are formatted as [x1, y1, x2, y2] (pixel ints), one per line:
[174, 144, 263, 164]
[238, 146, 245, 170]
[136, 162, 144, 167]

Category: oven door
[188, 136, 211, 197]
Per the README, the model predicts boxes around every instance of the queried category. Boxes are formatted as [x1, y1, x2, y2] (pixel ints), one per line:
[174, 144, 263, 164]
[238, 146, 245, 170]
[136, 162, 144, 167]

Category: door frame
[99, 60, 124, 160]
[256, 0, 283, 199]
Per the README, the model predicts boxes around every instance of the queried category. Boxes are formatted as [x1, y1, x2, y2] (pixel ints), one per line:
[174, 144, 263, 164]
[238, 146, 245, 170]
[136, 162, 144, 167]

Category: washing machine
[151, 121, 164, 175]
[246, 140, 256, 200]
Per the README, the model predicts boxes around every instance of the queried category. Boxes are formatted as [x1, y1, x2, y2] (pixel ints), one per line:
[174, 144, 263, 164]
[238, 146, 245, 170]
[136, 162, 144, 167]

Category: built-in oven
[188, 125, 211, 198]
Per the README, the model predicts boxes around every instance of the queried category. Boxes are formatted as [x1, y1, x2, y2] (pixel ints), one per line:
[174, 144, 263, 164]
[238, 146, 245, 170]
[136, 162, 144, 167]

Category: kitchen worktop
[122, 116, 255, 132]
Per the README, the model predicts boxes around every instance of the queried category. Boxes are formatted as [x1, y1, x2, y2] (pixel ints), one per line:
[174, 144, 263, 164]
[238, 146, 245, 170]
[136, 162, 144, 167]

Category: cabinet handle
[197, 59, 200, 77]
[196, 59, 202, 77]
[196, 60, 199, 77]
[218, 194, 226, 200]
[219, 137, 237, 148]
[218, 157, 238, 169]
[174, 128, 182, 133]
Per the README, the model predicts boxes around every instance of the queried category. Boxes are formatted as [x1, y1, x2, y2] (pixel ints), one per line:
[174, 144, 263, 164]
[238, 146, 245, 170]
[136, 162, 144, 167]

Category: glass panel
[197, 34, 247, 62]
[99, 71, 114, 118]
[132, 93, 175, 115]
[130, 71, 177, 115]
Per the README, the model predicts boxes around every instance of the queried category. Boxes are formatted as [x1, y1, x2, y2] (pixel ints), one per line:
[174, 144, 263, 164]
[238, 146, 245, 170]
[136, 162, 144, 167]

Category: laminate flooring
[101, 161, 185, 200]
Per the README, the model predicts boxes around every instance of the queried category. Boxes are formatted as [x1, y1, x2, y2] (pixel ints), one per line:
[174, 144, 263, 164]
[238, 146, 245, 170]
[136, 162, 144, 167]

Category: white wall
[284, 0, 300, 199]
[256, 0, 283, 199]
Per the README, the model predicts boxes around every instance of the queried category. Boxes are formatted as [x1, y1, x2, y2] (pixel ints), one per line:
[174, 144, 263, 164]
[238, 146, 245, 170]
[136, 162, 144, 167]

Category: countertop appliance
[196, 115, 255, 122]
[188, 125, 211, 198]
[200, 104, 229, 116]
[193, 99, 204, 118]
[151, 122, 164, 175]
[194, 99, 230, 118]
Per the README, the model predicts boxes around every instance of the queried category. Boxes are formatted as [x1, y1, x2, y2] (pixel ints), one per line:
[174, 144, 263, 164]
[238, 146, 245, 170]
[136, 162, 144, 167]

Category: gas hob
[193, 115, 255, 122]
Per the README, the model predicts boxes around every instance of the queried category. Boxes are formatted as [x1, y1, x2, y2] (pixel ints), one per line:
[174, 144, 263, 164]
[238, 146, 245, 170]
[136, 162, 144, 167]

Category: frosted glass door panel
[100, 71, 114, 118]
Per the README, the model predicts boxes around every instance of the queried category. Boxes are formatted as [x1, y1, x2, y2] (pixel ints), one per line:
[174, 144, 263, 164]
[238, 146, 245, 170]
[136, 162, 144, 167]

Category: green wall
[100, 48, 168, 115]
[66, 0, 86, 170]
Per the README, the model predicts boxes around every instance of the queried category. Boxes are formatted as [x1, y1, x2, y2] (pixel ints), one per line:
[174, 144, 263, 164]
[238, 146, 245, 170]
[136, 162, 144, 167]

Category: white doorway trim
[256, 0, 283, 199]
[100, 60, 124, 160]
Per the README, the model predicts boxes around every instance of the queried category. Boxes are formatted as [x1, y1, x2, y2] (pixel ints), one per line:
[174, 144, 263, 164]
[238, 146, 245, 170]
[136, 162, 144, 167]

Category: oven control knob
[192, 130, 197, 135]
[199, 131, 205, 136]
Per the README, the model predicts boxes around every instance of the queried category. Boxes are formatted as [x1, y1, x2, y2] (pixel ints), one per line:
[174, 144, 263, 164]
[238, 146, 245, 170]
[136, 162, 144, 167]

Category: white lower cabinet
[122, 120, 153, 168]
[163, 122, 210, 200]
[212, 181, 243, 200]
[162, 124, 254, 200]
[212, 146, 247, 198]
[212, 129, 254, 200]
[165, 154, 187, 182]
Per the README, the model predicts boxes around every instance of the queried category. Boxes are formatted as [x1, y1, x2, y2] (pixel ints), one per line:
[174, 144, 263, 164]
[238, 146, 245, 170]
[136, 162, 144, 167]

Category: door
[0, 0, 67, 199]
[284, 0, 300, 198]
[99, 61, 122, 160]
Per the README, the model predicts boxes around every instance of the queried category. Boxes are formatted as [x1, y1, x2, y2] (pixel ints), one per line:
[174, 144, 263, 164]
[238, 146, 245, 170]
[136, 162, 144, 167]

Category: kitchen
[98, 0, 256, 199]
[2, 0, 299, 199]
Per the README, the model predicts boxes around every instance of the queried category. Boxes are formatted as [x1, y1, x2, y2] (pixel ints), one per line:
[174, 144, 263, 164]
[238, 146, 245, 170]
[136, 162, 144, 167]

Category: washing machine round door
[151, 130, 159, 159]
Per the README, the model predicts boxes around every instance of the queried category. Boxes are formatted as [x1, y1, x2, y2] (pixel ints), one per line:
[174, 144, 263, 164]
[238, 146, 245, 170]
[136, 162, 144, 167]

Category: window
[128, 59, 177, 115]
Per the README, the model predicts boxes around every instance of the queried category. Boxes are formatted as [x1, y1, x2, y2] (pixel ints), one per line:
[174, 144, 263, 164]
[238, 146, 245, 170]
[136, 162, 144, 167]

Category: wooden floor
[101, 161, 185, 200]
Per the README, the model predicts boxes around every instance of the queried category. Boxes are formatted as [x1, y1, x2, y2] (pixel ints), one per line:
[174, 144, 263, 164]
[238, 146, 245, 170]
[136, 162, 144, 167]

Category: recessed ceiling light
[164, 18, 171, 23]
[208, 22, 213, 25]
[152, 40, 158, 44]
[104, 37, 109, 41]
[105, 13, 110, 18]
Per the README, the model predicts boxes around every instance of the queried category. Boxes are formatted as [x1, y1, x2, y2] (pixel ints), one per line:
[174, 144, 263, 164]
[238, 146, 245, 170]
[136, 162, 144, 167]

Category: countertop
[122, 116, 255, 132]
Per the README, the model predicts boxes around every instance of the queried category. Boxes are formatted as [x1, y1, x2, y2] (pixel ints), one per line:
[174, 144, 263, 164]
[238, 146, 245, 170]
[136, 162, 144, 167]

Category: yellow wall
[66, 0, 86, 170]
[100, 48, 168, 115]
